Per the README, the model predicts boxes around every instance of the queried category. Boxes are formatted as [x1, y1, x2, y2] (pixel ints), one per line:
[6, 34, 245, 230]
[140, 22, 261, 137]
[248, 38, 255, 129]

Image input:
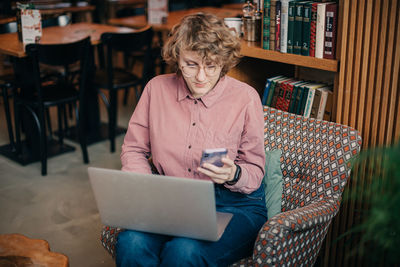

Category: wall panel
[322, 0, 400, 266]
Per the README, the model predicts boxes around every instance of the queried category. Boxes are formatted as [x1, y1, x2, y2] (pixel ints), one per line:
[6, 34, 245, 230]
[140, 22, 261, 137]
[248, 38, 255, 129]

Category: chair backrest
[0, 21, 17, 34]
[42, 14, 72, 28]
[24, 37, 91, 102]
[100, 26, 154, 87]
[263, 106, 362, 212]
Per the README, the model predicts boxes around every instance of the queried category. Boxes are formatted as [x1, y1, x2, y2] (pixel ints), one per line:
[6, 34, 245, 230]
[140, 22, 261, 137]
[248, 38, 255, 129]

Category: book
[323, 3, 337, 59]
[315, 2, 330, 58]
[296, 82, 311, 115]
[287, 0, 296, 53]
[290, 80, 309, 113]
[270, 77, 293, 107]
[275, 78, 296, 111]
[309, 2, 318, 57]
[277, 79, 303, 112]
[266, 76, 287, 106]
[301, 1, 312, 56]
[303, 83, 326, 117]
[262, 75, 283, 105]
[293, 1, 305, 55]
[262, 0, 271, 50]
[275, 0, 281, 51]
[316, 86, 333, 120]
[310, 85, 323, 118]
[280, 0, 290, 53]
[269, 0, 278, 50]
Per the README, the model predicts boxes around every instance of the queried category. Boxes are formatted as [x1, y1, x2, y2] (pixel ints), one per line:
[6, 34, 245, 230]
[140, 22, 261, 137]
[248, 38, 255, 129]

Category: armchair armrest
[252, 197, 340, 266]
[267, 198, 340, 232]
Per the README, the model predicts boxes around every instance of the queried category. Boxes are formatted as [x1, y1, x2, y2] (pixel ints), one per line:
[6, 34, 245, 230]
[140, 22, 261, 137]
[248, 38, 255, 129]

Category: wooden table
[108, 7, 242, 30]
[1, 5, 96, 24]
[0, 23, 136, 165]
[0, 234, 68, 267]
[0, 22, 135, 58]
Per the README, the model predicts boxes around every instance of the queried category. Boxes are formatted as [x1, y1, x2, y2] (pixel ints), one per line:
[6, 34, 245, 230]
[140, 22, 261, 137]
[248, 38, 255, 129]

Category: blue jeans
[115, 184, 268, 267]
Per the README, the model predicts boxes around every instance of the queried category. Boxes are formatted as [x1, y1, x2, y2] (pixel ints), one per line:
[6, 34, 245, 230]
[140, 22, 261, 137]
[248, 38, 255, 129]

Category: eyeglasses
[180, 64, 220, 77]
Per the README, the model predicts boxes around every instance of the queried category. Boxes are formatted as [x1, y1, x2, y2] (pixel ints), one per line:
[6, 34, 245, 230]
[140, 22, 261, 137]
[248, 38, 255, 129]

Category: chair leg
[77, 103, 89, 164]
[123, 87, 129, 106]
[39, 109, 48, 176]
[64, 104, 70, 134]
[2, 86, 15, 151]
[109, 90, 118, 153]
[57, 104, 64, 145]
[14, 100, 22, 155]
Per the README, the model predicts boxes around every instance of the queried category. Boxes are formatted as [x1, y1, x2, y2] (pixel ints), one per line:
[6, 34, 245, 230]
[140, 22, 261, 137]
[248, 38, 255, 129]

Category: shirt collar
[176, 75, 227, 108]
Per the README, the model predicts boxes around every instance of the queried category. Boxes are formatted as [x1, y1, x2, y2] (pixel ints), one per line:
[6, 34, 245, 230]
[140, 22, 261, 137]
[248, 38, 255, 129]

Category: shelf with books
[240, 40, 338, 72]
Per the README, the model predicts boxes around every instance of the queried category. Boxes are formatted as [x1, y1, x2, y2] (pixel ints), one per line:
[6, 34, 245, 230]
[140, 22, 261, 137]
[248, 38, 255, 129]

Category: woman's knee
[161, 238, 211, 267]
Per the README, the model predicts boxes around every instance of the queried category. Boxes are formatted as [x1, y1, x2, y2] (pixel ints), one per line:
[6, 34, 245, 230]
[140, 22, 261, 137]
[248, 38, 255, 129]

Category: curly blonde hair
[162, 12, 242, 77]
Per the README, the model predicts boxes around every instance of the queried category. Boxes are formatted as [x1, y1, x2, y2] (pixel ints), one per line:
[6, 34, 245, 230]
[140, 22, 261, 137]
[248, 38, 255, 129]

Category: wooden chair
[13, 37, 91, 175]
[98, 106, 362, 265]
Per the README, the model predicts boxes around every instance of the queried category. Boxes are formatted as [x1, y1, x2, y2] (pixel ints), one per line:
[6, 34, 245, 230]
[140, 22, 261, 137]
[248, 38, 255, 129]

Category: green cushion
[263, 149, 283, 219]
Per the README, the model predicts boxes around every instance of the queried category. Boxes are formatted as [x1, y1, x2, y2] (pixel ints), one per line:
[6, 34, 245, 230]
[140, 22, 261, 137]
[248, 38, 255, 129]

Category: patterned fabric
[99, 106, 362, 265]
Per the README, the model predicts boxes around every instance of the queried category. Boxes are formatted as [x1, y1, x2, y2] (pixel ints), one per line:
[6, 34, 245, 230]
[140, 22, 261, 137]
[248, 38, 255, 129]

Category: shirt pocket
[204, 131, 241, 160]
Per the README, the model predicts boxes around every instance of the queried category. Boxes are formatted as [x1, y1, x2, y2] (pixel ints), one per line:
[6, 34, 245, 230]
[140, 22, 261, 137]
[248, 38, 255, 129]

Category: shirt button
[194, 100, 198, 104]
[192, 122, 196, 126]
[188, 168, 191, 172]
[188, 145, 192, 149]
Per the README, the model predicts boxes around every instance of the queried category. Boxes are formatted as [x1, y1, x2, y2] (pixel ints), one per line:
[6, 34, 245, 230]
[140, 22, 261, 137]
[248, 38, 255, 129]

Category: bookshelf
[241, 40, 338, 72]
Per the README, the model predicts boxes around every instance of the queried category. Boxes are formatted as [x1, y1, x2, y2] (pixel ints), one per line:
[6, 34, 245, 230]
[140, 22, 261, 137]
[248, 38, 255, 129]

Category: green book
[288, 80, 306, 113]
[296, 82, 310, 115]
[263, 0, 271, 50]
[287, 0, 296, 53]
[293, 1, 305, 55]
[291, 81, 309, 114]
[301, 1, 312, 56]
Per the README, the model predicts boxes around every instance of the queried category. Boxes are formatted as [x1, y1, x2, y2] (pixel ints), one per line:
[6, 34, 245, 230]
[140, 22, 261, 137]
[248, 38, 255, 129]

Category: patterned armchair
[100, 106, 362, 266]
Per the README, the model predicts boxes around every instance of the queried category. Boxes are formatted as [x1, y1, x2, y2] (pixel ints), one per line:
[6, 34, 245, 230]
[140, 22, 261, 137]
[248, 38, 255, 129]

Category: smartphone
[200, 148, 228, 167]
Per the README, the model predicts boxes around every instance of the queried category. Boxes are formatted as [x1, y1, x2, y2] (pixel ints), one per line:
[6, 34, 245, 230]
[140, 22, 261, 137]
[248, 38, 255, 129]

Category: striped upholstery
[99, 106, 362, 265]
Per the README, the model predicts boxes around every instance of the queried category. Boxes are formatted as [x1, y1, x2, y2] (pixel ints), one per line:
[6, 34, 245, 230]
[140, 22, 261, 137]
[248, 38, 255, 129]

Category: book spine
[288, 82, 299, 113]
[282, 81, 295, 111]
[280, 0, 289, 53]
[275, 79, 287, 110]
[322, 88, 333, 121]
[287, 1, 295, 53]
[310, 87, 322, 118]
[269, 0, 277, 50]
[315, 3, 327, 58]
[301, 2, 312, 56]
[303, 87, 315, 118]
[271, 79, 285, 107]
[323, 3, 337, 59]
[262, 0, 271, 50]
[275, 0, 281, 51]
[262, 78, 272, 105]
[298, 85, 309, 115]
[309, 2, 318, 57]
[317, 87, 333, 120]
[293, 2, 304, 55]
[266, 77, 283, 106]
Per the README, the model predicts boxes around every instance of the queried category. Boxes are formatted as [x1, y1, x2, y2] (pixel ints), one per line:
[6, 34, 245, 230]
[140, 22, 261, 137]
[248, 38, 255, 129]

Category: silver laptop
[88, 167, 233, 241]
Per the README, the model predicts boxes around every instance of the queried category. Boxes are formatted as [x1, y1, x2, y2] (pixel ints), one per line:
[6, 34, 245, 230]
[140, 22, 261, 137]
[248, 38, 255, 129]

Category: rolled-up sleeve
[225, 95, 266, 194]
[120, 84, 152, 174]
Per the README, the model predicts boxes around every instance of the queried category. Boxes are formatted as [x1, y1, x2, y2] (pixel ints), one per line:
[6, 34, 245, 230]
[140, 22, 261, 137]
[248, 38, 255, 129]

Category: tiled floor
[0, 89, 140, 267]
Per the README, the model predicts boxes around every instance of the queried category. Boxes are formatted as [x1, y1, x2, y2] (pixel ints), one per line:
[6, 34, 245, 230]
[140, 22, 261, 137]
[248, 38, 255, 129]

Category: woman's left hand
[197, 156, 236, 184]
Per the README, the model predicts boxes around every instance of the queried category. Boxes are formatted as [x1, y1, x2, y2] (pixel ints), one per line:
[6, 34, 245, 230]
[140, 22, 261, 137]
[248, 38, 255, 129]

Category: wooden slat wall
[322, 0, 400, 266]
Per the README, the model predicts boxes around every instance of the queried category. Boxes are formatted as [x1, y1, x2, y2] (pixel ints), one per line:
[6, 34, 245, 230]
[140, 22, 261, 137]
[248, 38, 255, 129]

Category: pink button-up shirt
[121, 74, 265, 194]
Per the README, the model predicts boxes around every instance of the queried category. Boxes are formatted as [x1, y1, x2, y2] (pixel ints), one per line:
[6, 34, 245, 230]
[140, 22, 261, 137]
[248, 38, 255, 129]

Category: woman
[117, 13, 268, 266]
